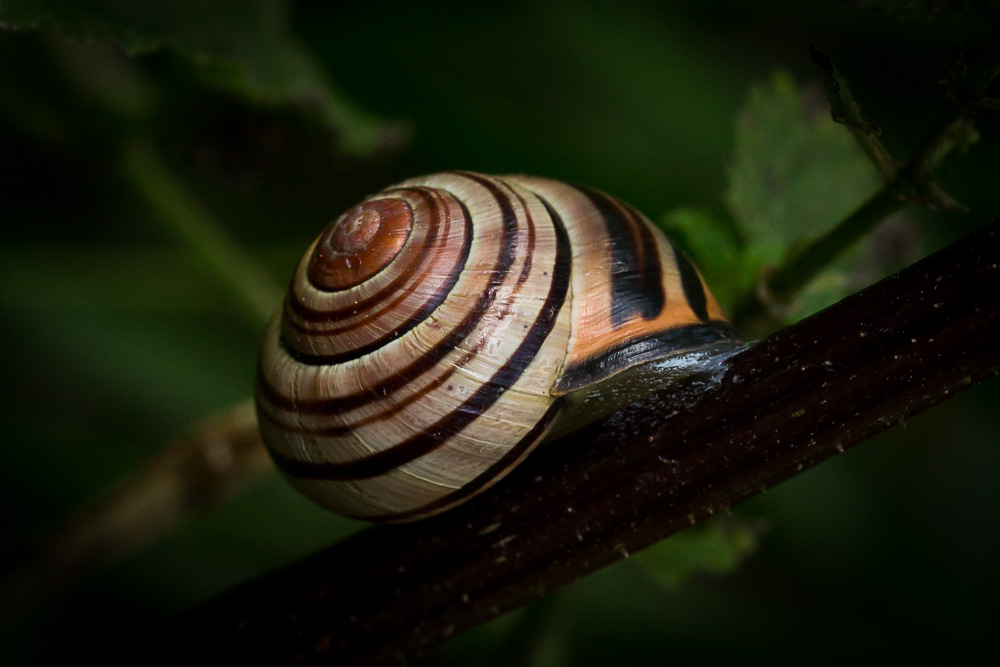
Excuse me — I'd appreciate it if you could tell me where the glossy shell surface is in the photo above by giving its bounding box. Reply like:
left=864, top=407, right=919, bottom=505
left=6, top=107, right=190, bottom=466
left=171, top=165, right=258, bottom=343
left=255, top=172, right=735, bottom=521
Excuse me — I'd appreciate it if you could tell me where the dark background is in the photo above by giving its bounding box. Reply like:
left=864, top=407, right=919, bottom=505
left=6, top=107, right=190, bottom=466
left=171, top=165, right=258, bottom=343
left=1, top=1, right=997, bottom=664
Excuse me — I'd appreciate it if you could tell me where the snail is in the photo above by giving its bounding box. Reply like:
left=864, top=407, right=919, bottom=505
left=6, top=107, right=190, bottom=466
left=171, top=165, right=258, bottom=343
left=254, top=172, right=741, bottom=522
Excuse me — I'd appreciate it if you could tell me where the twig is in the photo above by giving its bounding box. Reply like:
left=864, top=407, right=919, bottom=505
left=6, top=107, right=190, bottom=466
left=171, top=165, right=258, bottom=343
left=0, top=401, right=272, bottom=626
left=899, top=37, right=1000, bottom=187
left=733, top=35, right=1000, bottom=331
left=151, top=221, right=1000, bottom=666
left=810, top=46, right=897, bottom=180
left=735, top=183, right=906, bottom=333
left=0, top=139, right=288, bottom=623
left=123, top=136, right=282, bottom=327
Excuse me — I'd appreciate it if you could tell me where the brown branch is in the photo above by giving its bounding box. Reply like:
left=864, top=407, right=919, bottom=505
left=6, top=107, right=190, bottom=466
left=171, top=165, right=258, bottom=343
left=0, top=401, right=272, bottom=626
left=151, top=222, right=1000, bottom=666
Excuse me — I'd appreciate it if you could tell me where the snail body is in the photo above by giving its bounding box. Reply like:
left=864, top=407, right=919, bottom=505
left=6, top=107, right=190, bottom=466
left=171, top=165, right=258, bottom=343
left=255, top=172, right=738, bottom=522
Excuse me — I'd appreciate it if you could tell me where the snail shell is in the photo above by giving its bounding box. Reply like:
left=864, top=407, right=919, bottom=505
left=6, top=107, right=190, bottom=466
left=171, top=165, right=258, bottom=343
left=255, top=172, right=739, bottom=522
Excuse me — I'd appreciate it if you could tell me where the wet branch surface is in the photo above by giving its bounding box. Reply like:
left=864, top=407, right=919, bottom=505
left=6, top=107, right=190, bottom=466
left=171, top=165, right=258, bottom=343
left=155, top=222, right=1000, bottom=666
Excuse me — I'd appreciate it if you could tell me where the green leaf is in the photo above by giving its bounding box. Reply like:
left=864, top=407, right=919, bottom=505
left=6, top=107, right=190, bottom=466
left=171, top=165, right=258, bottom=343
left=635, top=517, right=768, bottom=590
left=726, top=70, right=880, bottom=255
left=725, top=70, right=881, bottom=322
left=0, top=0, right=407, bottom=155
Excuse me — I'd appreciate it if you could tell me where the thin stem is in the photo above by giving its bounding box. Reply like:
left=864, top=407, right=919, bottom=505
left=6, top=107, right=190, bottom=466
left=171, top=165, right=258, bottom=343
left=1, top=138, right=286, bottom=621
left=769, top=185, right=901, bottom=294
left=901, top=37, right=1000, bottom=186
left=123, top=137, right=282, bottom=327
left=733, top=184, right=905, bottom=328
left=810, top=46, right=897, bottom=180
left=734, top=34, right=1000, bottom=332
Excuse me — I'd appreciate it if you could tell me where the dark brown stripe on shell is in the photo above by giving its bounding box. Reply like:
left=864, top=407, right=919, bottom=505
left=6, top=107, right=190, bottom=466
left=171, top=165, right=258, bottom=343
left=306, top=198, right=413, bottom=292
left=296, top=188, right=436, bottom=300
left=287, top=188, right=446, bottom=321
left=267, top=184, right=572, bottom=480
left=672, top=244, right=711, bottom=322
left=578, top=187, right=665, bottom=327
left=260, top=178, right=543, bottom=436
left=552, top=322, right=740, bottom=394
left=282, top=198, right=474, bottom=365
left=259, top=328, right=480, bottom=435
left=369, top=398, right=564, bottom=522
left=260, top=174, right=523, bottom=416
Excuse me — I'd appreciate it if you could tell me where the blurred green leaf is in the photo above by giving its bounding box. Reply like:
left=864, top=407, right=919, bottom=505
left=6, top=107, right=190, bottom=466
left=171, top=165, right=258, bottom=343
left=634, top=517, right=768, bottom=590
left=726, top=70, right=880, bottom=257
left=724, top=70, right=881, bottom=321
left=663, top=71, right=882, bottom=319
left=0, top=0, right=407, bottom=154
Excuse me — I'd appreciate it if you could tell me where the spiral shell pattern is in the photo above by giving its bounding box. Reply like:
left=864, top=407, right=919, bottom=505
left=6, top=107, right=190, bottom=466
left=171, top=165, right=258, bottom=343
left=255, top=172, right=735, bottom=521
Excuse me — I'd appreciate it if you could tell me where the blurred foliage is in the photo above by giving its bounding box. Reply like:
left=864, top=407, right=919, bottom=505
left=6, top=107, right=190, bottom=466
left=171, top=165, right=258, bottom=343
left=664, top=69, right=882, bottom=316
left=0, top=0, right=408, bottom=153
left=635, top=517, right=770, bottom=589
left=0, top=1, right=998, bottom=666
left=726, top=72, right=879, bottom=253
